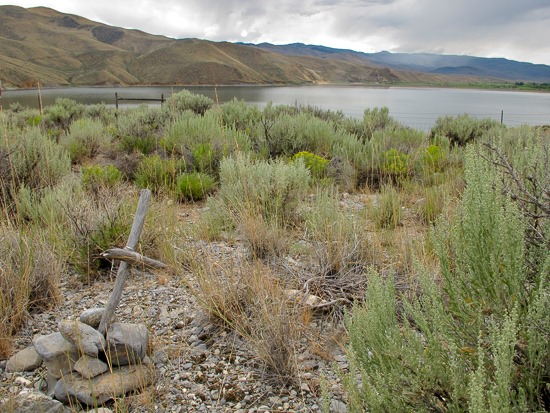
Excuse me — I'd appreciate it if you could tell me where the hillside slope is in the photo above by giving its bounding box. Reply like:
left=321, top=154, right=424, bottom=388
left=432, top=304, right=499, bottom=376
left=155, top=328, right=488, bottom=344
left=0, top=6, right=407, bottom=87
left=0, top=5, right=516, bottom=88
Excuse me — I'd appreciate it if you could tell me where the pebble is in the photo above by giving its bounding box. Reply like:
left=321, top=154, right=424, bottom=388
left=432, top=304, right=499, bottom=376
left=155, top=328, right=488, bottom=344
left=14, top=376, right=32, bottom=387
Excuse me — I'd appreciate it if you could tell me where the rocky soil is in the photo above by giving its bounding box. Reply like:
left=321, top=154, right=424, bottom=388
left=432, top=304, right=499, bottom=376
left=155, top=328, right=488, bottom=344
left=0, top=199, right=363, bottom=412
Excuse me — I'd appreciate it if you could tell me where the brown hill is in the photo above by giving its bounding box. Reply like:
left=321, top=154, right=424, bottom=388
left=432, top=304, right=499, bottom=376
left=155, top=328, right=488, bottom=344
left=0, top=5, right=481, bottom=87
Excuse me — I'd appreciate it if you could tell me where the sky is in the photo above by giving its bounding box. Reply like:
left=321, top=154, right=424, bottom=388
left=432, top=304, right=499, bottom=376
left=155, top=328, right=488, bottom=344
left=2, top=0, right=550, bottom=65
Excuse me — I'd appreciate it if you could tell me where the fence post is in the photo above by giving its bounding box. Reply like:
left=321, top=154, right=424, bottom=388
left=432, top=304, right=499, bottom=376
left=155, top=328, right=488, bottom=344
left=501, top=110, right=504, bottom=125
left=115, top=92, right=119, bottom=110
left=37, top=82, right=43, bottom=115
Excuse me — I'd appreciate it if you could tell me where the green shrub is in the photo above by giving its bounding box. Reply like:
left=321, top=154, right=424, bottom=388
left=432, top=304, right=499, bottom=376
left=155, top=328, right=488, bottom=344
left=83, top=103, right=116, bottom=125
left=220, top=98, right=262, bottom=131
left=362, top=107, right=401, bottom=140
left=8, top=108, right=42, bottom=129
left=82, top=164, right=124, bottom=192
left=0, top=128, right=71, bottom=198
left=63, top=118, right=108, bottom=164
left=192, top=143, right=216, bottom=175
left=203, top=153, right=311, bottom=236
left=299, top=105, right=345, bottom=124
left=117, top=105, right=165, bottom=155
left=14, top=177, right=81, bottom=232
left=381, top=148, right=409, bottom=179
left=421, top=144, right=447, bottom=173
left=292, top=151, right=329, bottom=180
left=331, top=132, right=369, bottom=183
left=438, top=147, right=527, bottom=321
left=175, top=172, right=216, bottom=201
left=43, top=98, right=84, bottom=131
left=482, top=126, right=549, bottom=279
left=344, top=144, right=549, bottom=412
left=134, top=154, right=188, bottom=194
left=430, top=114, right=502, bottom=146
left=163, top=111, right=250, bottom=175
left=338, top=107, right=401, bottom=143
left=168, top=89, right=214, bottom=116
left=267, top=113, right=336, bottom=157
left=371, top=127, right=426, bottom=154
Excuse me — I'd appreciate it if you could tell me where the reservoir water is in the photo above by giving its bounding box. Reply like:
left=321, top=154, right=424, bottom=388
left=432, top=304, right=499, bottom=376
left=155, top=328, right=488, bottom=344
left=1, top=85, right=549, bottom=130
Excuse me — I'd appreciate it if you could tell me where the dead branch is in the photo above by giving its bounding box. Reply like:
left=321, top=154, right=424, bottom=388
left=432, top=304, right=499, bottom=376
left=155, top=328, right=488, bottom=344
left=101, top=247, right=167, bottom=269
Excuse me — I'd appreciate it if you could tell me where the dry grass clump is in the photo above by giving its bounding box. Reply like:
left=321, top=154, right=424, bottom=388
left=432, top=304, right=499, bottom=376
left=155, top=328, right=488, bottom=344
left=300, top=187, right=367, bottom=311
left=188, top=252, right=302, bottom=384
left=368, top=184, right=402, bottom=229
left=235, top=209, right=292, bottom=259
left=0, top=224, right=64, bottom=358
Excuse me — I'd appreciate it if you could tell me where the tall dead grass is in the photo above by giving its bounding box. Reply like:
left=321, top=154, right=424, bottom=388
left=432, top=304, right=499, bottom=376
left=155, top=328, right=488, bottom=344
left=0, top=225, right=63, bottom=358
left=187, top=250, right=303, bottom=384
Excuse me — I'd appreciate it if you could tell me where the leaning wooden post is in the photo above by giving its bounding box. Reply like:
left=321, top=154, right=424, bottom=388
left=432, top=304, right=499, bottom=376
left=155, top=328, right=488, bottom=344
left=98, top=189, right=152, bottom=335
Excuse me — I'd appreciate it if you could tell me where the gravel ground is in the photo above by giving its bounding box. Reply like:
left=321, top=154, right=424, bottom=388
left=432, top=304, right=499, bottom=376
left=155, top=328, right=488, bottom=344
left=1, top=253, right=350, bottom=413
left=0, top=195, right=380, bottom=412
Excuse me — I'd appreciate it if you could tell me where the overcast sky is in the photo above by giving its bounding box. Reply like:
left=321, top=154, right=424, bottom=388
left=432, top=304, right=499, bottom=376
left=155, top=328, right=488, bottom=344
left=3, top=0, right=550, bottom=65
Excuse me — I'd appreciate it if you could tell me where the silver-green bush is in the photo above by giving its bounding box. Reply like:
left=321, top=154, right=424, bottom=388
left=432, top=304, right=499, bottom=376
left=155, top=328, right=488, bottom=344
left=344, top=141, right=549, bottom=412
left=63, top=117, right=109, bottom=164
left=1, top=128, right=71, bottom=197
left=203, top=153, right=310, bottom=240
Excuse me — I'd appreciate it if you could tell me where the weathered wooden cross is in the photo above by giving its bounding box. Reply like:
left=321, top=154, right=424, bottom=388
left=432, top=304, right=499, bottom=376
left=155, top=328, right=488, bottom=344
left=97, top=189, right=166, bottom=335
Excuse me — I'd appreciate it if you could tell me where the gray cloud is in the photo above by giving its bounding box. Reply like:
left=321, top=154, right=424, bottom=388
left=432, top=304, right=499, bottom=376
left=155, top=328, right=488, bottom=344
left=2, top=0, right=549, bottom=64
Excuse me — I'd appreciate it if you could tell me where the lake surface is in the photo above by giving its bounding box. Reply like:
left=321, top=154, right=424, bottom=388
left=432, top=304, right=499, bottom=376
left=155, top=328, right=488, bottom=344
left=1, top=85, right=549, bottom=130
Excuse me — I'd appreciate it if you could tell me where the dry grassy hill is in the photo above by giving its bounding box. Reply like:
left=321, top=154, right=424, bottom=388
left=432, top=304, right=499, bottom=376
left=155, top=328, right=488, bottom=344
left=0, top=5, right=482, bottom=87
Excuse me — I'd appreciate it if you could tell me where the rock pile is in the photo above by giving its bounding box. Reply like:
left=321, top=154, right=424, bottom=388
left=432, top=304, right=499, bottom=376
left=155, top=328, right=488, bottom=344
left=5, top=307, right=154, bottom=409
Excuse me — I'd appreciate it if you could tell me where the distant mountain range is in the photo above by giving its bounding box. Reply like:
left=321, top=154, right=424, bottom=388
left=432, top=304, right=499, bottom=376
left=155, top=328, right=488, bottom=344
left=245, top=43, right=550, bottom=83
left=1, top=5, right=549, bottom=88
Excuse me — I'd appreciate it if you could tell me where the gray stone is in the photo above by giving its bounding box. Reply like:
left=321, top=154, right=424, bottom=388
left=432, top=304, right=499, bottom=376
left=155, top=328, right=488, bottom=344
left=54, top=362, right=155, bottom=406
left=330, top=399, right=348, bottom=413
left=106, top=323, right=149, bottom=367
left=9, top=389, right=64, bottom=413
left=6, top=346, right=42, bottom=372
left=45, top=372, right=59, bottom=397
left=33, top=333, right=79, bottom=379
left=79, top=308, right=105, bottom=329
left=59, top=319, right=106, bottom=358
left=74, top=354, right=108, bottom=379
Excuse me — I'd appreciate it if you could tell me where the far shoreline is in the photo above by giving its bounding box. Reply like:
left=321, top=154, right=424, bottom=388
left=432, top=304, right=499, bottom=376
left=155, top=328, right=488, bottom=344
left=3, top=82, right=550, bottom=94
